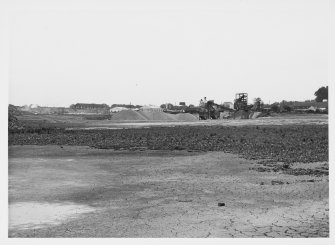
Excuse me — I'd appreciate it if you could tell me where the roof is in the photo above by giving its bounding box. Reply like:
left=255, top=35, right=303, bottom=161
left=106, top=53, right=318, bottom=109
left=290, top=101, right=328, bottom=108
left=140, top=105, right=161, bottom=109
left=110, top=107, right=129, bottom=112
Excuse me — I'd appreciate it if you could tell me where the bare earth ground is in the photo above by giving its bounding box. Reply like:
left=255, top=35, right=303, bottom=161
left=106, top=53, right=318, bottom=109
left=8, top=145, right=328, bottom=238
left=16, top=113, right=328, bottom=129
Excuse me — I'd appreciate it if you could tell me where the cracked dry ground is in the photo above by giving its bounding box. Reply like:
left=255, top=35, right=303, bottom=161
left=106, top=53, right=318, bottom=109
left=8, top=146, right=328, bottom=238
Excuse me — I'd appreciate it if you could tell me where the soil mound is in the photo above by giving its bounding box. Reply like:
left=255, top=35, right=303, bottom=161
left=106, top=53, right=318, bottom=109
left=8, top=105, right=22, bottom=129
left=249, top=111, right=262, bottom=119
left=174, top=113, right=198, bottom=121
left=112, top=110, right=199, bottom=122
left=233, top=110, right=250, bottom=119
left=9, top=114, right=20, bottom=129
left=111, top=110, right=147, bottom=121
left=138, top=111, right=176, bottom=121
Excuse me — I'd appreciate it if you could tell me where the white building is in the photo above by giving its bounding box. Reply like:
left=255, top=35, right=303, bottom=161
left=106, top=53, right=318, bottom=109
left=110, top=107, right=129, bottom=113
left=139, top=105, right=163, bottom=112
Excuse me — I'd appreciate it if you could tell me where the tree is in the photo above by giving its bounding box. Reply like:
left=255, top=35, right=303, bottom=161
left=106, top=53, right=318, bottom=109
left=314, top=86, right=328, bottom=102
left=253, top=97, right=264, bottom=111
left=270, top=103, right=280, bottom=113
left=282, top=104, right=292, bottom=112
left=160, top=103, right=174, bottom=109
left=279, top=100, right=292, bottom=112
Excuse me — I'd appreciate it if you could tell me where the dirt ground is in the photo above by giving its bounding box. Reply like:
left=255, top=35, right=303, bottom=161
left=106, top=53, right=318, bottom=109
left=16, top=113, right=328, bottom=129
left=8, top=145, right=329, bottom=238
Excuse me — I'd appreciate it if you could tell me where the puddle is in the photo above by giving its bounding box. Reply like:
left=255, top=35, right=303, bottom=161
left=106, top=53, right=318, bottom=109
left=9, top=202, right=96, bottom=230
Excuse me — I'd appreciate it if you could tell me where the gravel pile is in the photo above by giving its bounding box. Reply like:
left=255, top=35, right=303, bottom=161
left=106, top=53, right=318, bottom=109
left=174, top=113, right=198, bottom=121
left=111, top=110, right=147, bottom=121
left=138, top=111, right=176, bottom=121
left=111, top=110, right=198, bottom=122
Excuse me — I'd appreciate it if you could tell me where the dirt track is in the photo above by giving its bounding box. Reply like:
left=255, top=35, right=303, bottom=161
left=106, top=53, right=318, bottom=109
left=15, top=113, right=328, bottom=129
left=8, top=146, right=328, bottom=238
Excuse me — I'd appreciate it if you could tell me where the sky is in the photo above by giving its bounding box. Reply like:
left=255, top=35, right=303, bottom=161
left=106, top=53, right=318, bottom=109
left=6, top=0, right=329, bottom=107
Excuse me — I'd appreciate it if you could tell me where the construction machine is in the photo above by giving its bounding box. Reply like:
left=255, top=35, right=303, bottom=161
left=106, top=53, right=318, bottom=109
left=234, top=93, right=253, bottom=111
left=204, top=100, right=221, bottom=119
left=163, top=96, right=235, bottom=120
left=184, top=99, right=224, bottom=120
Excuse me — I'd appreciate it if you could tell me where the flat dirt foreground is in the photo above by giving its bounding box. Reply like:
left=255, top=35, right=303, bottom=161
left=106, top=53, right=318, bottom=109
left=8, top=145, right=329, bottom=238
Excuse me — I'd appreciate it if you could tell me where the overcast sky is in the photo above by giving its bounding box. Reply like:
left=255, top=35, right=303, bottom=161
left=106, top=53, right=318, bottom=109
left=7, top=0, right=328, bottom=107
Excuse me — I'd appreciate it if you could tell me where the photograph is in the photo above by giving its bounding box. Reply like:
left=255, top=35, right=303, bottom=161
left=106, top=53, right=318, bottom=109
left=2, top=0, right=332, bottom=240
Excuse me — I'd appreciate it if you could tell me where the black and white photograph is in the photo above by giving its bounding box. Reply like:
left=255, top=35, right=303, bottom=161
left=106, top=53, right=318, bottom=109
left=1, top=0, right=334, bottom=241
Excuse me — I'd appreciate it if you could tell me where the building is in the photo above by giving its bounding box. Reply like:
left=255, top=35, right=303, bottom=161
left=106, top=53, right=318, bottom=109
left=69, top=103, right=110, bottom=114
left=139, top=105, right=163, bottom=112
left=290, top=101, right=328, bottom=111
left=110, top=107, right=129, bottom=113
left=70, top=103, right=109, bottom=110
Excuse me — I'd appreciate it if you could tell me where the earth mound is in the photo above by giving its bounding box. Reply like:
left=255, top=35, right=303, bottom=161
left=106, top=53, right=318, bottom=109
left=111, top=110, right=199, bottom=122
left=249, top=111, right=262, bottom=119
left=111, top=110, right=147, bottom=121
left=233, top=110, right=250, bottom=119
left=8, top=105, right=23, bottom=129
left=138, top=111, right=176, bottom=121
left=174, top=113, right=198, bottom=121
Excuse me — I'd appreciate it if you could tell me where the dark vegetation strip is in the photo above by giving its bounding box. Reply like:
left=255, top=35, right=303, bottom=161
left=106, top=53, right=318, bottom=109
left=9, top=125, right=328, bottom=166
